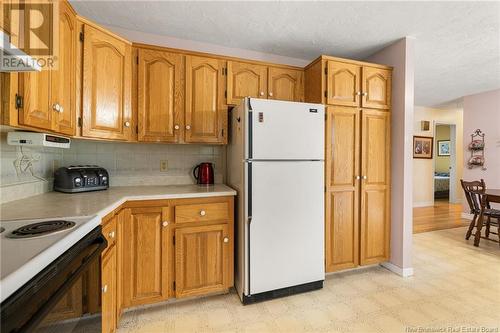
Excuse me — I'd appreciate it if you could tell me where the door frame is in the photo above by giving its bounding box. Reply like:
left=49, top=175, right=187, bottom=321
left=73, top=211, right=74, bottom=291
left=432, top=122, right=457, bottom=204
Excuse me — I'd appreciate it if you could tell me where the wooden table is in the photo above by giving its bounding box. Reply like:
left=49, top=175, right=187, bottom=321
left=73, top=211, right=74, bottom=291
left=474, top=189, right=500, bottom=246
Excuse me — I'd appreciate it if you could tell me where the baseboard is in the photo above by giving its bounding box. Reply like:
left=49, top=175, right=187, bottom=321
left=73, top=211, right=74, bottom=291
left=381, top=262, right=414, bottom=277
left=413, top=201, right=434, bottom=208
left=461, top=212, right=474, bottom=220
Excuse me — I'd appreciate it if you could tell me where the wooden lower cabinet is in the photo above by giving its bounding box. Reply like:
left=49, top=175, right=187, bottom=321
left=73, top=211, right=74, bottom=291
left=325, top=106, right=390, bottom=273
left=175, top=224, right=231, bottom=298
left=102, top=245, right=117, bottom=333
left=360, top=109, right=391, bottom=264
left=45, top=278, right=83, bottom=322
left=120, top=205, right=171, bottom=307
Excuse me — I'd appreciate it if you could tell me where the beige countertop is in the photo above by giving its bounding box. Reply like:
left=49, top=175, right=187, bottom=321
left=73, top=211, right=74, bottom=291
left=0, top=184, right=236, bottom=221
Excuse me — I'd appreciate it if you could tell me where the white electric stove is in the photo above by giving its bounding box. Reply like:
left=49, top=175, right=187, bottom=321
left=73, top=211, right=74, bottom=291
left=0, top=215, right=100, bottom=302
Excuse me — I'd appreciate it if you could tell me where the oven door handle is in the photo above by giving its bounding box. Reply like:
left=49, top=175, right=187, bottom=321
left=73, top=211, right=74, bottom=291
left=19, top=234, right=107, bottom=333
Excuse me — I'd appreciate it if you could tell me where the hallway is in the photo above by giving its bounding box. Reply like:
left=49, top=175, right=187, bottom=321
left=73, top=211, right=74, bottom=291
left=413, top=199, right=469, bottom=234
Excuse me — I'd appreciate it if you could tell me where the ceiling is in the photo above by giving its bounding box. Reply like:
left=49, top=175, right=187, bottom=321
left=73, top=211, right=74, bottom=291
left=70, top=1, right=500, bottom=107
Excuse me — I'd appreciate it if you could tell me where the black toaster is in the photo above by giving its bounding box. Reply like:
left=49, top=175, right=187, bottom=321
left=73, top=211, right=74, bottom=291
left=54, top=165, right=109, bottom=193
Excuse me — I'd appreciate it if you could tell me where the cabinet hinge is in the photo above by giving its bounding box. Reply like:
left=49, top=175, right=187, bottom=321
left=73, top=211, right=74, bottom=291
left=79, top=32, right=84, bottom=42
left=15, top=94, right=23, bottom=109
left=324, top=67, right=327, bottom=75
left=78, top=117, right=82, bottom=127
left=136, top=56, right=139, bottom=65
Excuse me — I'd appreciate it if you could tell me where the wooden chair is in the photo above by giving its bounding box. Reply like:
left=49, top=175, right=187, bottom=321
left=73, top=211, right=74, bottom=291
left=461, top=179, right=500, bottom=243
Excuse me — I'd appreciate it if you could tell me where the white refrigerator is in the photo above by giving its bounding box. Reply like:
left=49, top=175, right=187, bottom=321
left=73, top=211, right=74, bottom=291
left=227, top=98, right=325, bottom=304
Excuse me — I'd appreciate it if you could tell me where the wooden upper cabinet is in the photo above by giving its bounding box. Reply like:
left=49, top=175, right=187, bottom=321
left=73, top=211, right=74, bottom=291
left=82, top=24, right=132, bottom=140
left=175, top=224, right=230, bottom=298
left=121, top=206, right=170, bottom=307
left=325, top=107, right=360, bottom=272
left=137, top=48, right=184, bottom=142
left=185, top=56, right=226, bottom=144
left=18, top=1, right=76, bottom=135
left=362, top=66, right=391, bottom=110
left=360, top=109, right=390, bottom=265
left=326, top=61, right=361, bottom=107
left=227, top=61, right=267, bottom=105
left=18, top=70, right=52, bottom=130
left=51, top=1, right=76, bottom=136
left=268, top=67, right=304, bottom=102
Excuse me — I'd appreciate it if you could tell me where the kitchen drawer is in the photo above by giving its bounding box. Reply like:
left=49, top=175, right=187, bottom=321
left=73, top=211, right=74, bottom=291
left=175, top=202, right=229, bottom=224
left=102, top=217, right=117, bottom=249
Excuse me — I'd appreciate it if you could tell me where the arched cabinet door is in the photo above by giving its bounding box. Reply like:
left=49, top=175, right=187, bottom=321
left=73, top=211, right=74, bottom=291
left=52, top=0, right=77, bottom=136
left=326, top=61, right=361, bottom=107
left=268, top=67, right=304, bottom=102
left=185, top=56, right=226, bottom=144
left=227, top=61, right=267, bottom=105
left=82, top=24, right=132, bottom=140
left=137, top=48, right=183, bottom=142
left=362, top=66, right=391, bottom=110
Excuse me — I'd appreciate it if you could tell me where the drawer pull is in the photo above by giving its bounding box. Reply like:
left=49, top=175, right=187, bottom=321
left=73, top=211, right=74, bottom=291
left=162, top=221, right=169, bottom=227
left=223, top=237, right=229, bottom=243
left=199, top=210, right=206, bottom=216
left=108, top=231, right=115, bottom=239
left=102, top=285, right=108, bottom=293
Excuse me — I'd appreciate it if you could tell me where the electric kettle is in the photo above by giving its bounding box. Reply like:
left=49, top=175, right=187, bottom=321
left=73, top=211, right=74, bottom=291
left=193, top=162, right=214, bottom=185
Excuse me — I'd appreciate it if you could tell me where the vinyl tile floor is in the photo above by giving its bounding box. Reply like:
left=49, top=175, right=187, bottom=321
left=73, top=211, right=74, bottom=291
left=117, top=227, right=500, bottom=333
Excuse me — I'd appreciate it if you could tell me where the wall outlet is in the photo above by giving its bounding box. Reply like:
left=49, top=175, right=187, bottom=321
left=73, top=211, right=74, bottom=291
left=160, top=160, right=168, bottom=172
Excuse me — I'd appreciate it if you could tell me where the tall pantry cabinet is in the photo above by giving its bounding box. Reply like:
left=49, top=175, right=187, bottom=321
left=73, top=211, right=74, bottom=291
left=305, top=56, right=392, bottom=272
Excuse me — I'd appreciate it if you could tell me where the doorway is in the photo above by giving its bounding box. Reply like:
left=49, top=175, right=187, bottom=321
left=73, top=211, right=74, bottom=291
left=433, top=123, right=456, bottom=204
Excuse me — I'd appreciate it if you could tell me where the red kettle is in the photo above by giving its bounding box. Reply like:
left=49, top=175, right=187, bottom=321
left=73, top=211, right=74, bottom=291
left=193, top=162, right=214, bottom=185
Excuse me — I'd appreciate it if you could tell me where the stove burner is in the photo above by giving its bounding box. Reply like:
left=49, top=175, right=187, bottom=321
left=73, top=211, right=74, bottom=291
left=7, top=220, right=76, bottom=239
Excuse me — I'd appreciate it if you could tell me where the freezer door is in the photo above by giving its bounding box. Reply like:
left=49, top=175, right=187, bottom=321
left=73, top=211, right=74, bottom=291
left=248, top=161, right=325, bottom=295
left=248, top=99, right=324, bottom=160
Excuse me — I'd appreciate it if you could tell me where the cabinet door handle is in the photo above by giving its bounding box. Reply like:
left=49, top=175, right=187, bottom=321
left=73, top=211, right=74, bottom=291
left=356, top=91, right=361, bottom=96
left=185, top=125, right=191, bottom=130
left=355, top=176, right=361, bottom=180
left=102, top=285, right=108, bottom=293
left=259, top=91, right=264, bottom=96
left=174, top=125, right=180, bottom=130
left=52, top=103, right=61, bottom=112
left=268, top=92, right=273, bottom=97
left=162, top=221, right=169, bottom=227
left=223, top=237, right=229, bottom=243
left=362, top=92, right=367, bottom=97
left=362, top=175, right=367, bottom=180
left=108, top=231, right=115, bottom=239
left=124, top=121, right=131, bottom=127
left=199, top=210, right=206, bottom=216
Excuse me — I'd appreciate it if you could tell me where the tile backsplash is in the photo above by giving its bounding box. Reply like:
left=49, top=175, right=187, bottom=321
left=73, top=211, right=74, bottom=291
left=0, top=132, right=224, bottom=204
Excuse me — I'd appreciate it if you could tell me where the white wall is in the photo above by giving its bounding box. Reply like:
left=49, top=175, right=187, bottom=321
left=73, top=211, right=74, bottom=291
left=105, top=25, right=310, bottom=67
left=0, top=133, right=223, bottom=204
left=462, top=89, right=500, bottom=211
left=412, top=106, right=463, bottom=207
left=366, top=37, right=415, bottom=277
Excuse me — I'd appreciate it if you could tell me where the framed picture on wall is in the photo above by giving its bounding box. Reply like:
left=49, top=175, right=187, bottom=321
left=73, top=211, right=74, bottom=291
left=437, top=140, right=451, bottom=156
left=413, top=136, right=433, bottom=159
